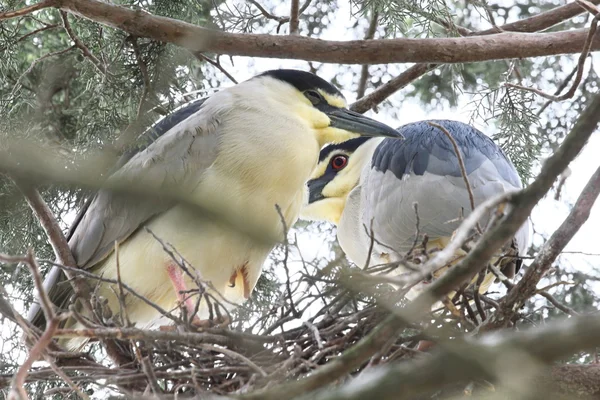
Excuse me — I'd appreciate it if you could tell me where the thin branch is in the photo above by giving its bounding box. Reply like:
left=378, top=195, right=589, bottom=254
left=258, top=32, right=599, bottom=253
left=60, top=11, right=106, bottom=75
left=289, top=0, right=300, bottom=35
left=0, top=0, right=56, bottom=20
left=475, top=0, right=600, bottom=35
left=129, top=36, right=152, bottom=119
left=194, top=52, right=239, bottom=83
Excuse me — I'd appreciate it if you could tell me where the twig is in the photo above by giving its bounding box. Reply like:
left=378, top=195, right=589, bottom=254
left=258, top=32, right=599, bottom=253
left=538, top=291, right=580, bottom=316
left=194, top=53, right=239, bottom=83
left=128, top=36, right=152, bottom=119
left=60, top=11, right=106, bottom=75
left=276, top=205, right=300, bottom=318
left=5, top=251, right=60, bottom=400
left=40, top=259, right=182, bottom=325
left=198, top=344, right=267, bottom=377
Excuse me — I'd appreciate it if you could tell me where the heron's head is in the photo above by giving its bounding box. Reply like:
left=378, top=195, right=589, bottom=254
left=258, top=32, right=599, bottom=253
left=301, top=137, right=385, bottom=224
left=251, top=69, right=401, bottom=147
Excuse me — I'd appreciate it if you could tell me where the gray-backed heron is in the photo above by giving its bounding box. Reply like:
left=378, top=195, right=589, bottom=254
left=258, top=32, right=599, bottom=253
left=302, top=119, right=530, bottom=300
left=28, top=69, right=401, bottom=349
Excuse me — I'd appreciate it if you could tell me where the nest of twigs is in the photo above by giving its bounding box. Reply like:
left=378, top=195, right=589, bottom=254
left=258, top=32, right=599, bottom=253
left=2, top=232, right=520, bottom=399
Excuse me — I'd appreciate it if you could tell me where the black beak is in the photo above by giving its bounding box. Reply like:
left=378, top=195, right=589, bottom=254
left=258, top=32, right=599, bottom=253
left=325, top=108, right=403, bottom=139
left=307, top=177, right=328, bottom=204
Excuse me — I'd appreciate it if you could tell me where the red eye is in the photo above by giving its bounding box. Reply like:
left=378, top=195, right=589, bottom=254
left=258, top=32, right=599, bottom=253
left=331, top=155, right=348, bottom=170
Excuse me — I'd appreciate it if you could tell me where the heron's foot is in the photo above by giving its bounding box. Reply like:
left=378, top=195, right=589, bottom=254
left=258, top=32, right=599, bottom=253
left=167, top=263, right=200, bottom=318
left=191, top=315, right=231, bottom=329
left=416, top=340, right=436, bottom=352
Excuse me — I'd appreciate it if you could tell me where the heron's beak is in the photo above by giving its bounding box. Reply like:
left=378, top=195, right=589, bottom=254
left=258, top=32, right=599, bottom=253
left=307, top=178, right=327, bottom=204
left=325, top=108, right=402, bottom=139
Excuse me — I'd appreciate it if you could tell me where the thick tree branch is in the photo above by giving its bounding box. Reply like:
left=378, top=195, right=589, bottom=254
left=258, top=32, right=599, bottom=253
left=308, top=314, right=600, bottom=400
left=2, top=0, right=582, bottom=64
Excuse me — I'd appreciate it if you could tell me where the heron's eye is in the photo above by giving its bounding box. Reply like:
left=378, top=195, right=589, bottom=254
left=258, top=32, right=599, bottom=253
left=331, top=155, right=348, bottom=171
left=304, top=90, right=323, bottom=105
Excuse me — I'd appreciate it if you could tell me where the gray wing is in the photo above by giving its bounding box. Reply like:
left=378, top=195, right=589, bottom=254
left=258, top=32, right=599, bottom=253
left=30, top=98, right=218, bottom=326
left=361, top=120, right=525, bottom=255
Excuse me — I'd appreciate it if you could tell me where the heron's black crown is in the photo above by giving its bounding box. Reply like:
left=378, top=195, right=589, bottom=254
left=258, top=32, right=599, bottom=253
left=259, top=69, right=345, bottom=100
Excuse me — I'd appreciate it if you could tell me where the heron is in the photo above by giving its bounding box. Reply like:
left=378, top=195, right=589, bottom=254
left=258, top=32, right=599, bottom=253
left=28, top=69, right=401, bottom=349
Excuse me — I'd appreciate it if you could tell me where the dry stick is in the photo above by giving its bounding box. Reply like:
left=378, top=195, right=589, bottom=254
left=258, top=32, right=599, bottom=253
left=356, top=11, right=379, bottom=99
left=289, top=0, right=300, bottom=35
left=506, top=6, right=599, bottom=101
left=13, top=185, right=133, bottom=367
left=194, top=52, right=239, bottom=83
left=481, top=162, right=600, bottom=332
left=13, top=183, right=97, bottom=325
left=240, top=89, right=600, bottom=400
left=198, top=344, right=267, bottom=377
left=7, top=252, right=59, bottom=400
left=40, top=260, right=182, bottom=325
left=60, top=11, right=106, bottom=75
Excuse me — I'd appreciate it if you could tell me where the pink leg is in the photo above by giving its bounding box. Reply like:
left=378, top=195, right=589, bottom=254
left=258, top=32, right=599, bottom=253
left=166, top=264, right=198, bottom=318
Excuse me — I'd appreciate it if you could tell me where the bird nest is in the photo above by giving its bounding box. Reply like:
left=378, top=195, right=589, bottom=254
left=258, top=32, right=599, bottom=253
left=3, top=231, right=518, bottom=399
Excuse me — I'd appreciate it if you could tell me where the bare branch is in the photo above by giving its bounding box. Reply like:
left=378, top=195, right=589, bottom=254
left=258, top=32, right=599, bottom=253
left=60, top=11, right=106, bottom=75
